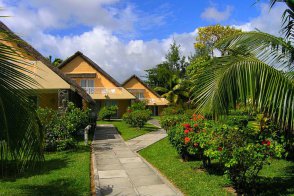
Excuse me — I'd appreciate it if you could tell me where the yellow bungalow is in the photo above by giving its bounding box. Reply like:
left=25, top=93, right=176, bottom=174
left=58, top=51, right=136, bottom=118
left=122, top=75, right=169, bottom=116
left=0, top=21, right=94, bottom=110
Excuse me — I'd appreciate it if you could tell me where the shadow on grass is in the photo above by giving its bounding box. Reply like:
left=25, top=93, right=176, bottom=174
left=0, top=157, right=69, bottom=182
left=255, top=165, right=294, bottom=195
left=20, top=178, right=82, bottom=196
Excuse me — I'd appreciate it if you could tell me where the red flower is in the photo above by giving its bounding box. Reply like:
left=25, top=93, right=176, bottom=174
left=262, top=140, right=271, bottom=146
left=184, top=137, right=191, bottom=144
left=184, top=129, right=190, bottom=134
left=194, top=124, right=198, bottom=128
left=194, top=143, right=199, bottom=147
left=218, top=147, right=223, bottom=151
left=183, top=123, right=191, bottom=129
left=267, top=140, right=271, bottom=146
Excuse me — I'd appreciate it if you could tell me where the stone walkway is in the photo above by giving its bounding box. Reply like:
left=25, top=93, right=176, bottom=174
left=92, top=124, right=182, bottom=196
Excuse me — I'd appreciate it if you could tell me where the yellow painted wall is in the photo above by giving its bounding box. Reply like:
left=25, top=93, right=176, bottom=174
left=39, top=93, right=58, bottom=110
left=123, top=77, right=158, bottom=99
left=60, top=56, right=117, bottom=88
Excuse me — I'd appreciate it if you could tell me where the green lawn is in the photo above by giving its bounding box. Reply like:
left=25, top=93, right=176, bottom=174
left=97, top=120, right=159, bottom=140
left=0, top=142, right=91, bottom=195
left=139, top=138, right=294, bottom=196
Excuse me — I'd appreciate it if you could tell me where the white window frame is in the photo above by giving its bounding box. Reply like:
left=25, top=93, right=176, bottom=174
left=81, top=79, right=95, bottom=94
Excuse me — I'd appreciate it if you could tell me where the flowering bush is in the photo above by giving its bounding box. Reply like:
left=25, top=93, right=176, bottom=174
left=160, top=114, right=190, bottom=131
left=167, top=113, right=286, bottom=192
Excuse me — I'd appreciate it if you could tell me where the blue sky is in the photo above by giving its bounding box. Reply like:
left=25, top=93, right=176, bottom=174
left=0, top=0, right=287, bottom=81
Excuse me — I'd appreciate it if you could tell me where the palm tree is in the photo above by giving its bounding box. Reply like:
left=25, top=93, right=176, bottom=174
left=48, top=55, right=63, bottom=66
left=154, top=75, right=189, bottom=105
left=0, top=31, right=44, bottom=176
left=191, top=30, right=294, bottom=132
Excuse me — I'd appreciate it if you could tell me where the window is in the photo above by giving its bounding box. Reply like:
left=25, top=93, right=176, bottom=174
left=81, top=79, right=94, bottom=94
left=135, top=92, right=144, bottom=99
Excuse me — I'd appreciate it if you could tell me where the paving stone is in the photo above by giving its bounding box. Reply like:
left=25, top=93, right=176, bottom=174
left=99, top=178, right=133, bottom=189
left=100, top=187, right=138, bottom=196
left=122, top=162, right=148, bottom=169
left=97, top=158, right=120, bottom=165
left=125, top=167, right=154, bottom=177
left=119, top=157, right=142, bottom=164
left=137, top=184, right=176, bottom=196
left=98, top=170, right=128, bottom=179
left=130, top=174, right=163, bottom=187
left=115, top=151, right=137, bottom=158
left=98, top=164, right=124, bottom=171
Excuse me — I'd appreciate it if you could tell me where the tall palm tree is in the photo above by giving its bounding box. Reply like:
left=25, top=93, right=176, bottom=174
left=191, top=31, right=294, bottom=132
left=154, top=75, right=189, bottom=105
left=0, top=31, right=44, bottom=176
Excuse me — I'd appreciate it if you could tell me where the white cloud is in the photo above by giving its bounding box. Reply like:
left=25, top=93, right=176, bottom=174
left=201, top=5, right=233, bottom=22
left=233, top=3, right=287, bottom=36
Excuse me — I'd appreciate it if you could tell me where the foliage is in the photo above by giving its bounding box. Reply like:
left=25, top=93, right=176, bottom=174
left=0, top=31, right=44, bottom=176
left=167, top=114, right=286, bottom=192
left=98, top=105, right=118, bottom=120
left=48, top=55, right=63, bottom=67
left=154, top=74, right=190, bottom=105
left=160, top=114, right=190, bottom=131
left=195, top=25, right=241, bottom=56
left=123, top=109, right=152, bottom=129
left=128, top=100, right=147, bottom=111
left=145, top=41, right=189, bottom=89
left=191, top=31, right=294, bottom=132
left=37, top=102, right=89, bottom=152
left=161, top=106, right=184, bottom=116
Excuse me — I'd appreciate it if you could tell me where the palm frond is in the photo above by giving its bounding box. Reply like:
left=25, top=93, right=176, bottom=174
left=217, top=31, right=294, bottom=71
left=0, top=31, right=43, bottom=176
left=192, top=55, right=294, bottom=131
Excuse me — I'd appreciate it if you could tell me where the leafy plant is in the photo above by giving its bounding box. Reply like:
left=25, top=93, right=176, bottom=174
left=98, top=105, right=118, bottom=120
left=123, top=109, right=152, bottom=129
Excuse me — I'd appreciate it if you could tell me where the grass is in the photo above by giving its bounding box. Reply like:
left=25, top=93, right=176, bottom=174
left=97, top=120, right=159, bottom=140
left=0, top=141, right=92, bottom=195
left=139, top=138, right=294, bottom=196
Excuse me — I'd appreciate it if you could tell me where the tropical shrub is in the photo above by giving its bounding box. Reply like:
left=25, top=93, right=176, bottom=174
left=128, top=100, right=147, bottom=111
left=37, top=102, right=89, bottom=152
left=98, top=105, right=118, bottom=120
left=160, top=114, right=190, bottom=131
left=167, top=113, right=286, bottom=192
left=161, top=106, right=184, bottom=116
left=123, top=109, right=152, bottom=128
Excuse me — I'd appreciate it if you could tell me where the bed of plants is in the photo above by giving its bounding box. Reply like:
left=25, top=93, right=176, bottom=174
left=161, top=108, right=289, bottom=194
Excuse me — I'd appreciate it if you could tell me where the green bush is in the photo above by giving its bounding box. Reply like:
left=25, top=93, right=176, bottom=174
left=159, top=114, right=190, bottom=131
left=161, top=106, right=184, bottom=116
left=167, top=113, right=286, bottom=192
left=37, top=102, right=89, bottom=152
left=98, top=105, right=118, bottom=120
left=123, top=109, right=152, bottom=128
left=128, top=100, right=147, bottom=111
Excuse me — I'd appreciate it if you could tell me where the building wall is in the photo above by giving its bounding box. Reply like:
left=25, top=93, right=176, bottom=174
left=123, top=77, right=158, bottom=99
left=60, top=56, right=117, bottom=88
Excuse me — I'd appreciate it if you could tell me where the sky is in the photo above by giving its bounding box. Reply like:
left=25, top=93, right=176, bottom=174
left=0, top=0, right=288, bottom=82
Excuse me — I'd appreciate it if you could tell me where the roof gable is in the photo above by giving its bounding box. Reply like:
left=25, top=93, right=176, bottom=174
left=59, top=51, right=121, bottom=87
left=122, top=75, right=161, bottom=98
left=0, top=21, right=94, bottom=104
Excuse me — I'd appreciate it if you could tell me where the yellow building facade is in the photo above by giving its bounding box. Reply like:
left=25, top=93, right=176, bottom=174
left=123, top=75, right=169, bottom=115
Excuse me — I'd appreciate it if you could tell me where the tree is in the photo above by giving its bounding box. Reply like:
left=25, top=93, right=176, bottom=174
left=0, top=32, right=44, bottom=176
left=195, top=25, right=242, bottom=56
left=154, top=75, right=189, bottom=105
left=48, top=55, right=63, bottom=66
left=191, top=30, right=294, bottom=132
left=145, top=41, right=189, bottom=89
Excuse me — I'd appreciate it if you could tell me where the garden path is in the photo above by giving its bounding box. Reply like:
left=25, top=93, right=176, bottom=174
left=92, top=124, right=182, bottom=196
left=125, top=119, right=167, bottom=152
